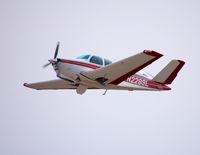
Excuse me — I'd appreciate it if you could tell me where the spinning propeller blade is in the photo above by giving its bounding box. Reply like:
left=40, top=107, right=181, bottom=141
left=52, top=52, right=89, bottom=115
left=54, top=42, right=60, bottom=59
left=43, top=42, right=60, bottom=69
left=42, top=62, right=51, bottom=69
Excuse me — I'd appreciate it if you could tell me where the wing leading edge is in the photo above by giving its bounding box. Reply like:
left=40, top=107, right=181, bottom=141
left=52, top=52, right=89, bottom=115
left=81, top=50, right=163, bottom=85
left=23, top=79, right=77, bottom=90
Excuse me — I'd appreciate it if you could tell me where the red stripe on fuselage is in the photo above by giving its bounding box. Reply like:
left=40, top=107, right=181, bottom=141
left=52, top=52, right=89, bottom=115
left=60, top=59, right=100, bottom=69
left=147, top=80, right=171, bottom=90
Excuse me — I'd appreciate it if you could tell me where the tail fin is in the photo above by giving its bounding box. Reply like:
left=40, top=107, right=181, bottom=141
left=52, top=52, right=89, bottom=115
left=152, top=60, right=185, bottom=84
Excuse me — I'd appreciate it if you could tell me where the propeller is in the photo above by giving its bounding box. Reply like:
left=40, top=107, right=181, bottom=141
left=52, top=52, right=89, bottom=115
left=43, top=42, right=60, bottom=69
left=42, top=62, right=51, bottom=68
left=54, top=42, right=60, bottom=59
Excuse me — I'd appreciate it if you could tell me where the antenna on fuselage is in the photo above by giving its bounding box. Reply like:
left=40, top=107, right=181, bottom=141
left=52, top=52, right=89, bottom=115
left=102, top=89, right=108, bottom=95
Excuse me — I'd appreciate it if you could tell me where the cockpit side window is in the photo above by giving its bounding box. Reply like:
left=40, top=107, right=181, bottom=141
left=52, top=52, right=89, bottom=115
left=104, top=59, right=112, bottom=66
left=90, top=56, right=103, bottom=65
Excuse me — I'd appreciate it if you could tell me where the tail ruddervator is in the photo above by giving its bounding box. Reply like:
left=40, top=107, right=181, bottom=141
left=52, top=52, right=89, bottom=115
left=152, top=60, right=185, bottom=84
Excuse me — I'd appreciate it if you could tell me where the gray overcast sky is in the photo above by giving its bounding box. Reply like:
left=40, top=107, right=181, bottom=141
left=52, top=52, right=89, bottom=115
left=0, top=0, right=199, bottom=155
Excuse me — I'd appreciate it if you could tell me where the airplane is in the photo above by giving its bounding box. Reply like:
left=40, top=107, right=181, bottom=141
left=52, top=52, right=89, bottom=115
left=24, top=42, right=185, bottom=95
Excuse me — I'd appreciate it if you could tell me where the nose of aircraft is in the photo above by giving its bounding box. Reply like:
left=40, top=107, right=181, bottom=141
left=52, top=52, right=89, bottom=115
left=48, top=59, right=57, bottom=63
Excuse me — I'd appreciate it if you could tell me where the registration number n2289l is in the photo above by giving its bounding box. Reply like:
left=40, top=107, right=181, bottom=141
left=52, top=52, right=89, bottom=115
left=126, top=76, right=148, bottom=87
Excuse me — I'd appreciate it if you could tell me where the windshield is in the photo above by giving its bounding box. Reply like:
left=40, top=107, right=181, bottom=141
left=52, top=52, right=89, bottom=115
left=76, top=55, right=90, bottom=60
left=77, top=54, right=112, bottom=66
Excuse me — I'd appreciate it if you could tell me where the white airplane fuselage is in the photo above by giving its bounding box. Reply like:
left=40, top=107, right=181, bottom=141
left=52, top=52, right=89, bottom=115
left=53, top=58, right=171, bottom=91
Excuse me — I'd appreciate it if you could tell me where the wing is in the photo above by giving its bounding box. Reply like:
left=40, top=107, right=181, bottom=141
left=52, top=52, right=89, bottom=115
left=81, top=50, right=163, bottom=85
left=23, top=79, right=77, bottom=90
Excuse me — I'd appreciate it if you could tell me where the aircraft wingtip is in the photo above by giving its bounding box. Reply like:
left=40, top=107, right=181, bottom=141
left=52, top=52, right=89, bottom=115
left=143, top=50, right=163, bottom=58
left=23, top=83, right=29, bottom=88
left=178, top=60, right=185, bottom=65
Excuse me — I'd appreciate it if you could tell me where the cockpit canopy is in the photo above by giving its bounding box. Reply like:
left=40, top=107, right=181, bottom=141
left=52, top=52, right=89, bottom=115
left=76, top=54, right=112, bottom=66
